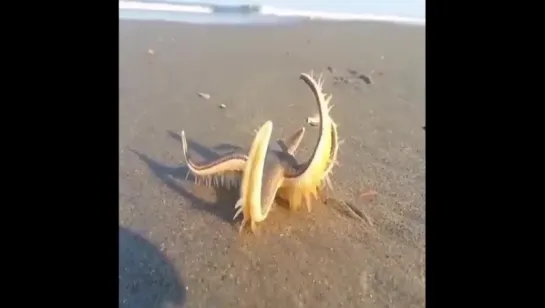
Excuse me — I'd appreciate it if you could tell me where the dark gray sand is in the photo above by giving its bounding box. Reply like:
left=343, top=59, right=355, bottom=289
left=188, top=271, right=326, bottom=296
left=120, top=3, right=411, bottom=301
left=119, top=20, right=425, bottom=308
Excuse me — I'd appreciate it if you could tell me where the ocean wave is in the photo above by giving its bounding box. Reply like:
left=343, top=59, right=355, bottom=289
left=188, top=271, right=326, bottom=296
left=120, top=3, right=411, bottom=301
left=119, top=1, right=425, bottom=25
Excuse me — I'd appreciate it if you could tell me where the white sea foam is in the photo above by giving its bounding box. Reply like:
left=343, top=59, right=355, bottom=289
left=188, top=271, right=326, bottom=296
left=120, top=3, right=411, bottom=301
left=260, top=5, right=424, bottom=25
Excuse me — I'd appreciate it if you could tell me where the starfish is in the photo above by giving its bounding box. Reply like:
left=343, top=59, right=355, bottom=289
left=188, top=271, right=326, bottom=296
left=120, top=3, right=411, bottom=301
left=180, top=72, right=341, bottom=233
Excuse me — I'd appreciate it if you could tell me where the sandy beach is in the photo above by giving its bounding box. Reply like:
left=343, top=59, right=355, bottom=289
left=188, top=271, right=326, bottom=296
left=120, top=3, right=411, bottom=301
left=119, top=20, right=425, bottom=308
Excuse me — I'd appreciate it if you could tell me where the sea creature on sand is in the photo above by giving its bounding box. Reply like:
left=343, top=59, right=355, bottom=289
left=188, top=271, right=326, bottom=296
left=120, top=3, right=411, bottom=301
left=180, top=72, right=341, bottom=233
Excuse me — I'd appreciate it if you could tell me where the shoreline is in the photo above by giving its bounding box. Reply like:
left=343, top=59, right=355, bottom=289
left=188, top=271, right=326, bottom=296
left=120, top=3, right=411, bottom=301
left=119, top=19, right=425, bottom=308
left=118, top=13, right=425, bottom=27
left=119, top=14, right=425, bottom=27
left=118, top=1, right=425, bottom=26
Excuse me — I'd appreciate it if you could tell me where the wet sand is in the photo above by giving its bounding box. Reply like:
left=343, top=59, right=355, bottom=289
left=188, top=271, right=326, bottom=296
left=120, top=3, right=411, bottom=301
left=119, top=20, right=425, bottom=308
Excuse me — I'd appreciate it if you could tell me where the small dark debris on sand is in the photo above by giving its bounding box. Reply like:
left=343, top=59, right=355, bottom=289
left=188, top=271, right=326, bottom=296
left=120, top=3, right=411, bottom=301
left=358, top=74, right=372, bottom=85
left=327, top=66, right=334, bottom=73
left=333, top=76, right=351, bottom=85
left=332, top=68, right=374, bottom=87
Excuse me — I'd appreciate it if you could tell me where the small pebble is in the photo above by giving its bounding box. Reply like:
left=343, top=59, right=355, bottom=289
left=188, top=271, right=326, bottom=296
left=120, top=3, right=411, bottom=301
left=307, top=115, right=319, bottom=126
left=197, top=92, right=210, bottom=100
left=148, top=49, right=154, bottom=55
left=219, top=104, right=226, bottom=109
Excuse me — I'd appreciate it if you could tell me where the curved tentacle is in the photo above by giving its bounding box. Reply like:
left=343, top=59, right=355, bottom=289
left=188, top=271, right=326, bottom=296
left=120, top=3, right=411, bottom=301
left=283, top=72, right=333, bottom=180
left=277, top=127, right=306, bottom=155
left=233, top=121, right=274, bottom=233
left=280, top=72, right=337, bottom=212
left=317, top=119, right=341, bottom=196
left=180, top=130, right=248, bottom=188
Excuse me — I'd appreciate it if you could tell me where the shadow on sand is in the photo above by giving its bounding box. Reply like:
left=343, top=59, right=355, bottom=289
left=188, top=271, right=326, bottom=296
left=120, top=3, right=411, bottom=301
left=119, top=226, right=186, bottom=308
left=129, top=131, right=245, bottom=223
